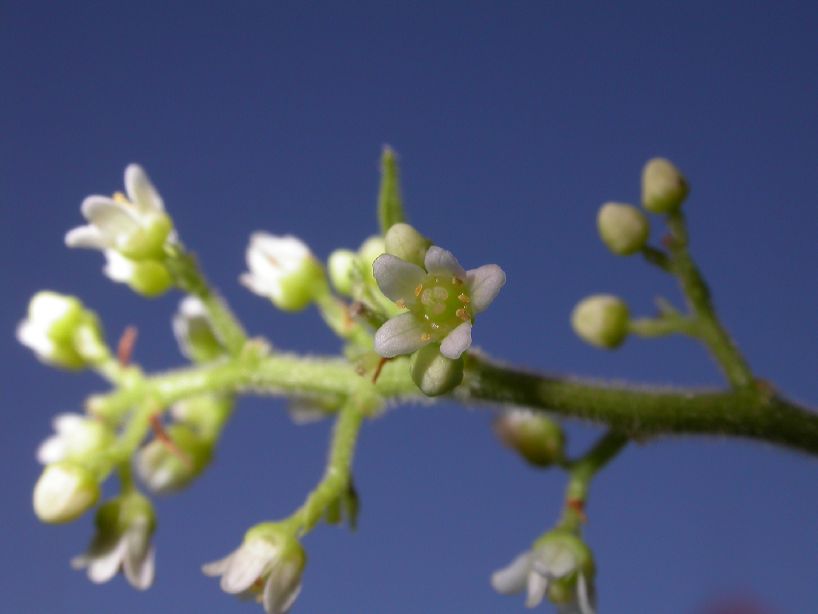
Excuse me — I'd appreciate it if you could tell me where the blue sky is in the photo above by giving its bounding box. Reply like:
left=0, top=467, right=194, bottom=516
left=2, top=2, right=817, bottom=613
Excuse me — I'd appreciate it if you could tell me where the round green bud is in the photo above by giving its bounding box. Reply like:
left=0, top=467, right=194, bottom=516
left=597, top=202, right=650, bottom=256
left=136, top=424, right=213, bottom=493
left=128, top=260, right=174, bottom=297
left=571, top=294, right=629, bottom=349
left=494, top=409, right=565, bottom=467
left=33, top=462, right=100, bottom=524
left=642, top=157, right=689, bottom=213
left=327, top=249, right=358, bottom=296
left=410, top=343, right=464, bottom=396
left=118, top=212, right=173, bottom=261
left=358, top=236, right=386, bottom=285
left=384, top=223, right=431, bottom=268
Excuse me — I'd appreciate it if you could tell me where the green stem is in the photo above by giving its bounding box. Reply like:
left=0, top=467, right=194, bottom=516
left=628, top=314, right=698, bottom=338
left=314, top=290, right=374, bottom=350
left=665, top=213, right=754, bottom=389
left=291, top=398, right=365, bottom=534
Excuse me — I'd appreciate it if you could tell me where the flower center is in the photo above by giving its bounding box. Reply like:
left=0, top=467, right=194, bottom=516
left=411, top=274, right=472, bottom=340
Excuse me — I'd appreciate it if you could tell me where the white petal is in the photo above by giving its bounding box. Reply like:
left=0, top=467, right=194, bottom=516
left=575, top=573, right=596, bottom=614
left=490, top=552, right=531, bottom=595
left=467, top=264, right=506, bottom=314
left=424, top=246, right=466, bottom=278
left=374, top=313, right=430, bottom=358
left=81, top=196, right=140, bottom=238
left=440, top=322, right=472, bottom=359
left=202, top=554, right=234, bottom=577
left=86, top=540, right=127, bottom=584
left=221, top=541, right=276, bottom=594
left=525, top=570, right=549, bottom=608
left=372, top=254, right=425, bottom=304
left=125, top=164, right=164, bottom=214
left=36, top=436, right=67, bottom=464
left=65, top=225, right=107, bottom=250
left=123, top=544, right=155, bottom=590
left=17, top=320, right=54, bottom=356
left=263, top=567, right=302, bottom=614
left=240, top=272, right=277, bottom=299
left=103, top=251, right=135, bottom=282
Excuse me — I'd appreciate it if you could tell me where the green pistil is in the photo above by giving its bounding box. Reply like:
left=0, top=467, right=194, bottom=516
left=409, top=274, right=472, bottom=341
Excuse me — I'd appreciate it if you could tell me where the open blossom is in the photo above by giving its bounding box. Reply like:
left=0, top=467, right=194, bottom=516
left=491, top=532, right=595, bottom=613
left=203, top=526, right=306, bottom=614
left=65, top=164, right=173, bottom=260
left=71, top=495, right=156, bottom=590
left=373, top=246, right=505, bottom=359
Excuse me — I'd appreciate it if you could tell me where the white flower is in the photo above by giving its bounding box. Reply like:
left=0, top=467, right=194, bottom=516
left=37, top=413, right=114, bottom=465
left=491, top=532, right=595, bottom=613
left=71, top=495, right=156, bottom=590
left=202, top=526, right=306, bottom=614
left=241, top=233, right=326, bottom=312
left=33, top=461, right=99, bottom=524
left=373, top=246, right=505, bottom=359
left=65, top=164, right=173, bottom=260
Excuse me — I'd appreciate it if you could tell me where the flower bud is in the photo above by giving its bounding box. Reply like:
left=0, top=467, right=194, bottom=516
left=136, top=424, right=213, bottom=493
left=384, top=223, right=431, bottom=268
left=642, top=157, right=688, bottom=213
left=597, top=202, right=650, bottom=255
left=241, top=233, right=326, bottom=312
left=37, top=413, right=115, bottom=465
left=494, top=409, right=564, bottom=467
left=358, top=236, right=385, bottom=285
left=170, top=394, right=232, bottom=438
left=103, top=252, right=173, bottom=297
left=410, top=343, right=464, bottom=396
left=17, top=292, right=109, bottom=369
left=173, top=297, right=225, bottom=362
left=532, top=531, right=595, bottom=604
left=571, top=294, right=629, bottom=349
left=327, top=249, right=357, bottom=296
left=33, top=462, right=99, bottom=523
left=117, top=212, right=173, bottom=261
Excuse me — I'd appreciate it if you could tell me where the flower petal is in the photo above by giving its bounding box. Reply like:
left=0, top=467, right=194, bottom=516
left=424, top=246, right=466, bottom=278
left=262, top=566, right=303, bottom=614
left=439, top=322, right=472, bottom=359
left=125, top=164, right=164, bottom=214
left=574, top=573, right=596, bottom=614
left=123, top=543, right=155, bottom=590
left=84, top=540, right=127, bottom=584
left=467, top=264, right=506, bottom=314
left=374, top=313, right=430, bottom=358
left=202, top=554, right=233, bottom=577
left=65, top=225, right=107, bottom=250
left=534, top=541, right=578, bottom=579
left=81, top=196, right=140, bottom=238
left=372, top=254, right=425, bottom=305
left=220, top=541, right=276, bottom=594
left=525, top=569, right=549, bottom=608
left=36, top=435, right=66, bottom=464
left=490, top=551, right=531, bottom=595
left=103, top=251, right=135, bottom=282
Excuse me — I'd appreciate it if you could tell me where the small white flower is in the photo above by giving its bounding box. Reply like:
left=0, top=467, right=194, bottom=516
left=241, top=233, right=326, bottom=312
left=491, top=532, right=595, bottom=613
left=203, top=526, right=306, bottom=614
left=37, top=413, right=114, bottom=465
left=373, top=246, right=505, bottom=359
left=17, top=291, right=96, bottom=368
left=71, top=495, right=156, bottom=590
left=33, top=462, right=99, bottom=524
left=66, top=164, right=173, bottom=260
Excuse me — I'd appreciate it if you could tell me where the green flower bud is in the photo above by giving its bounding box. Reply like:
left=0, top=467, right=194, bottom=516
left=136, top=424, right=213, bottom=493
left=327, top=249, right=357, bottom=296
left=384, top=223, right=431, bottom=268
left=241, top=233, right=327, bottom=312
left=532, top=531, right=595, bottom=604
left=171, top=394, right=232, bottom=438
left=571, top=294, right=629, bottom=349
left=642, top=157, right=689, bottom=213
left=410, top=343, right=464, bottom=396
left=33, top=461, right=100, bottom=524
left=597, top=202, right=650, bottom=256
left=358, top=236, right=385, bottom=286
left=173, top=297, right=225, bottom=362
left=494, top=409, right=565, bottom=467
left=104, top=252, right=173, bottom=297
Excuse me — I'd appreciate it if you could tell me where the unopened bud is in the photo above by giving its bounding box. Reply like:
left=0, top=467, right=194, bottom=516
left=33, top=462, right=99, bottom=523
left=104, top=252, right=173, bottom=297
left=136, top=424, right=213, bottom=493
left=410, top=344, right=464, bottom=396
left=642, top=157, right=688, bottom=213
left=384, top=223, right=431, bottom=268
left=571, top=294, right=629, bottom=349
left=327, top=249, right=357, bottom=296
left=494, top=409, right=564, bottom=467
left=597, top=202, right=649, bottom=255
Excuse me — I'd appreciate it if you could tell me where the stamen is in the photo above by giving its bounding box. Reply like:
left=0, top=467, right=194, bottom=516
left=149, top=413, right=192, bottom=469
left=420, top=332, right=432, bottom=341
left=452, top=277, right=464, bottom=285
left=112, top=191, right=129, bottom=204
left=458, top=293, right=470, bottom=304
left=456, top=308, right=470, bottom=321
left=414, top=284, right=423, bottom=297
left=117, top=325, right=138, bottom=366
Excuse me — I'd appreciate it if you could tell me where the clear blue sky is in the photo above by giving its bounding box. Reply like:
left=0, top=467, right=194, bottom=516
left=2, top=2, right=817, bottom=613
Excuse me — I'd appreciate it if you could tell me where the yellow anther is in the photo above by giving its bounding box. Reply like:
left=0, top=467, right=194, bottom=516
left=458, top=293, right=470, bottom=304
left=414, top=284, right=423, bottom=297
left=395, top=299, right=406, bottom=309
left=112, top=191, right=129, bottom=204
left=420, top=332, right=432, bottom=342
left=452, top=276, right=464, bottom=285
left=456, top=308, right=470, bottom=321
